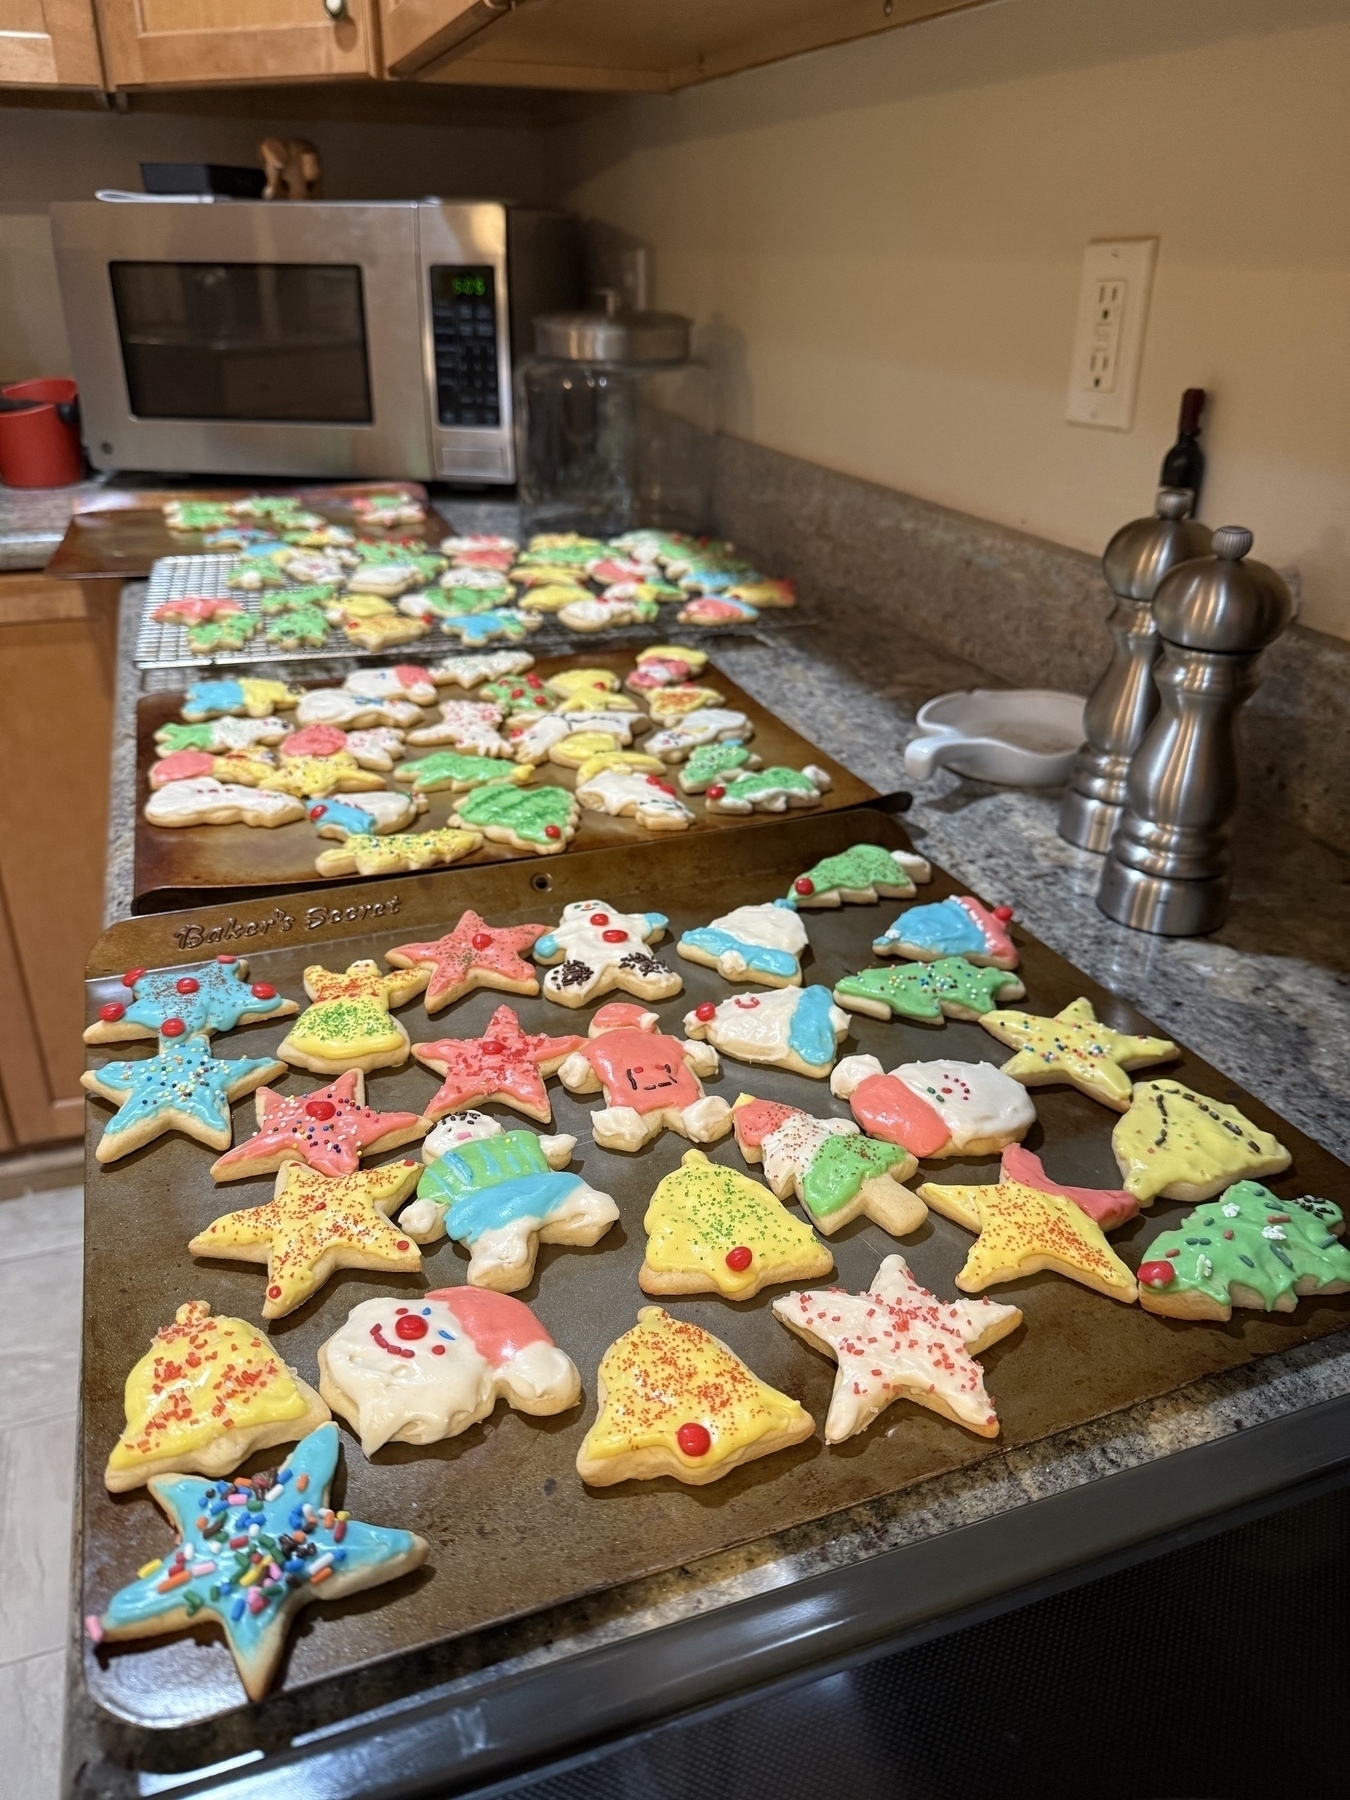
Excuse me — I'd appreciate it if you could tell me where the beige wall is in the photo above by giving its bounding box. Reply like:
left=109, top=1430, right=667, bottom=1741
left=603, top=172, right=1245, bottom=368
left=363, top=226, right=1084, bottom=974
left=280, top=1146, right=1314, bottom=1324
left=562, top=0, right=1350, bottom=639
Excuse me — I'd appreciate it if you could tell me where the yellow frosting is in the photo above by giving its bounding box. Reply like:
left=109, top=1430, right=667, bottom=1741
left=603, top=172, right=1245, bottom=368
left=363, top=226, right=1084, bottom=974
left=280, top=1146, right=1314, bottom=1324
left=643, top=1148, right=830, bottom=1297
left=918, top=1171, right=1137, bottom=1303
left=1112, top=1079, right=1290, bottom=1203
left=981, top=997, right=1175, bottom=1109
left=286, top=959, right=422, bottom=1062
left=238, top=678, right=298, bottom=715
left=545, top=667, right=619, bottom=699
left=107, top=1301, right=307, bottom=1475
left=573, top=750, right=665, bottom=783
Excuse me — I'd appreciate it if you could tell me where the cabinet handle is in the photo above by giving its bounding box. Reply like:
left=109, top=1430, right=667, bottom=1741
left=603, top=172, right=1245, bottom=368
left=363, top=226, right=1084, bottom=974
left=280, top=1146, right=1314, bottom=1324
left=324, top=0, right=347, bottom=18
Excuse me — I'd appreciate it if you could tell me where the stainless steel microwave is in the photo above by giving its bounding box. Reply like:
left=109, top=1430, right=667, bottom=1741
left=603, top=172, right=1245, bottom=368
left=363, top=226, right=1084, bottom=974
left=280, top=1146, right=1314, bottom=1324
left=50, top=199, right=580, bottom=483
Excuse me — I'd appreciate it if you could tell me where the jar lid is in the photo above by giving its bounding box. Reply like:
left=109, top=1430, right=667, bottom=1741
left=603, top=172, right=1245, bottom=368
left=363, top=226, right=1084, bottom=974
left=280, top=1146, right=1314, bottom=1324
left=1152, top=526, right=1293, bottom=653
left=532, top=309, right=691, bottom=365
left=1101, top=488, right=1213, bottom=601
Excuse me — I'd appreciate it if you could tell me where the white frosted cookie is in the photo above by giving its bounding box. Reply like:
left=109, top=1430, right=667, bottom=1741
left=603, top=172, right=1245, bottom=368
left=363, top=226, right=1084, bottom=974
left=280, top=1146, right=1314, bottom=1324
left=405, top=699, right=511, bottom=756
left=575, top=767, right=695, bottom=831
left=306, top=790, right=427, bottom=838
left=534, top=900, right=682, bottom=1007
left=294, top=689, right=423, bottom=730
left=144, top=779, right=305, bottom=829
left=645, top=710, right=753, bottom=762
left=506, top=714, right=572, bottom=762
left=342, top=728, right=407, bottom=772
left=683, top=986, right=849, bottom=1078
left=428, top=651, right=535, bottom=687
left=732, top=1095, right=923, bottom=1237
left=677, top=901, right=809, bottom=988
left=342, top=665, right=437, bottom=706
left=830, top=1054, right=1036, bottom=1159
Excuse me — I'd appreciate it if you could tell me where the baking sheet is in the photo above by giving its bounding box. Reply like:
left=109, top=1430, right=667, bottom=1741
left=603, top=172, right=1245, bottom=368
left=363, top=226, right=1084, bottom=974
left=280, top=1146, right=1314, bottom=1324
left=131, top=648, right=874, bottom=913
left=80, top=809, right=1350, bottom=1737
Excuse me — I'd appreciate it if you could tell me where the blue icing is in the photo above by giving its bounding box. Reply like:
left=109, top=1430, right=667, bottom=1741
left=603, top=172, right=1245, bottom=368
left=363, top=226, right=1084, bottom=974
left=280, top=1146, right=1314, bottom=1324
left=786, top=985, right=840, bottom=1069
left=94, top=1034, right=277, bottom=1144
left=123, top=961, right=287, bottom=1036
left=453, top=610, right=530, bottom=645
left=534, top=933, right=559, bottom=960
left=418, top=1130, right=580, bottom=1244
left=680, top=926, right=797, bottom=979
left=183, top=680, right=245, bottom=720
left=308, top=797, right=380, bottom=836
left=876, top=898, right=983, bottom=957
left=643, top=911, right=668, bottom=933
left=446, top=1172, right=582, bottom=1243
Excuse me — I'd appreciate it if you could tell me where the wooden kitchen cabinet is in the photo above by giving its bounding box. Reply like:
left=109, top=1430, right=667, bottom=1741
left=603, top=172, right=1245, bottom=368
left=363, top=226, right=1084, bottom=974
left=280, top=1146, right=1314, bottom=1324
left=384, top=0, right=987, bottom=90
left=95, top=0, right=381, bottom=88
left=0, top=574, right=114, bottom=1146
left=0, top=0, right=104, bottom=87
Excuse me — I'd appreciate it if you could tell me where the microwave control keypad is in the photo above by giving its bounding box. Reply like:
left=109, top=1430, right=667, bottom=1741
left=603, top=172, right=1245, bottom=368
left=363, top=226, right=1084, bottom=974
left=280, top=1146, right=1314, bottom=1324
left=430, top=265, right=501, bottom=430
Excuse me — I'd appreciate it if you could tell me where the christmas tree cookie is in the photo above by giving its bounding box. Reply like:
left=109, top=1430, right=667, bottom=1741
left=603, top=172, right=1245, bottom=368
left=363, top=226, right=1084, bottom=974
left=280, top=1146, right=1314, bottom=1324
left=677, top=901, right=809, bottom=988
left=450, top=779, right=580, bottom=853
left=732, top=1095, right=924, bottom=1237
left=1112, top=1080, right=1291, bottom=1204
left=786, top=843, right=932, bottom=908
left=676, top=739, right=759, bottom=794
left=411, top=1003, right=584, bottom=1124
left=189, top=1159, right=423, bottom=1319
left=774, top=1255, right=1021, bottom=1442
left=1137, top=1182, right=1350, bottom=1321
left=277, top=959, right=426, bottom=1076
left=86, top=1424, right=428, bottom=1702
left=576, top=1307, right=814, bottom=1487
left=396, top=750, right=534, bottom=796
left=210, top=1069, right=431, bottom=1183
left=82, top=1034, right=285, bottom=1164
left=639, top=1147, right=834, bottom=1300
left=105, top=1301, right=329, bottom=1493
left=703, top=764, right=832, bottom=814
left=979, top=997, right=1177, bottom=1110
left=385, top=909, right=546, bottom=1012
left=874, top=896, right=1018, bottom=969
left=833, top=957, right=1024, bottom=1025
left=154, top=716, right=288, bottom=755
left=84, top=955, right=296, bottom=1046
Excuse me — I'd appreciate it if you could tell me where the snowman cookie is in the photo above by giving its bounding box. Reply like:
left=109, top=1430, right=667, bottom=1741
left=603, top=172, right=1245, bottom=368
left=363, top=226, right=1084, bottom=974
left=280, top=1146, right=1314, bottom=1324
left=555, top=1003, right=732, bottom=1153
left=677, top=901, right=809, bottom=988
left=533, top=900, right=682, bottom=1007
left=830, top=1055, right=1036, bottom=1159
left=682, top=986, right=849, bottom=1079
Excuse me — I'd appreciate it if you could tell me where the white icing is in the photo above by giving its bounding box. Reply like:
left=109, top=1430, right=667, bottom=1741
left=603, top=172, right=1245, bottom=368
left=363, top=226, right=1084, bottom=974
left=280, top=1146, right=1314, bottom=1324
left=342, top=727, right=406, bottom=770
left=186, top=716, right=287, bottom=752
left=508, top=715, right=572, bottom=761
left=645, top=710, right=753, bottom=759
left=344, top=565, right=420, bottom=596
left=686, top=902, right=808, bottom=978
left=294, top=690, right=422, bottom=730
left=760, top=1112, right=859, bottom=1199
left=343, top=668, right=436, bottom=705
left=309, top=790, right=424, bottom=836
left=830, top=1054, right=885, bottom=1100
left=144, top=779, right=304, bottom=829
left=892, top=1059, right=1037, bottom=1148
left=556, top=710, right=641, bottom=743
left=684, top=990, right=848, bottom=1068
left=320, top=1294, right=580, bottom=1454
left=429, top=650, right=535, bottom=687
left=575, top=769, right=694, bottom=830
left=440, top=565, right=511, bottom=592
left=538, top=900, right=677, bottom=1002
left=462, top=1181, right=619, bottom=1287
left=406, top=699, right=509, bottom=755
left=440, top=535, right=517, bottom=555
left=894, top=850, right=933, bottom=883
left=558, top=594, right=647, bottom=630
left=421, top=1111, right=503, bottom=1161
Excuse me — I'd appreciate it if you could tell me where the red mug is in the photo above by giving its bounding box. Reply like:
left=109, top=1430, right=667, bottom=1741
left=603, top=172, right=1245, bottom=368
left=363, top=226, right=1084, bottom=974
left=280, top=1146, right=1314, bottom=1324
left=0, top=377, right=84, bottom=487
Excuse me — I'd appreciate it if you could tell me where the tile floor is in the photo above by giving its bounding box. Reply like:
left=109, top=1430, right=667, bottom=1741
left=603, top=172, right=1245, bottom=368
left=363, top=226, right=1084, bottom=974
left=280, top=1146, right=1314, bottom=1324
left=0, top=1185, right=83, bottom=1800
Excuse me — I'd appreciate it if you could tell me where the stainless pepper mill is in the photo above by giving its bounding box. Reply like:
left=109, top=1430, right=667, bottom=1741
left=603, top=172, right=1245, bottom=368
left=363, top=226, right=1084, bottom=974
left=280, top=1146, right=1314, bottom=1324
left=1096, top=526, right=1293, bottom=936
left=1058, top=489, right=1212, bottom=852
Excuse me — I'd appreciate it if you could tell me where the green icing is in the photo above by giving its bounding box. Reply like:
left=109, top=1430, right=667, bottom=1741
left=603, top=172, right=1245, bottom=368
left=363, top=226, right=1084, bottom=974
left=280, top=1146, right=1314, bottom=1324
left=454, top=781, right=574, bottom=844
left=834, top=957, right=1015, bottom=1022
left=437, top=590, right=503, bottom=617
left=296, top=997, right=392, bottom=1048
left=264, top=608, right=328, bottom=647
left=786, top=844, right=912, bottom=905
left=226, top=557, right=285, bottom=589
left=166, top=501, right=233, bottom=531
left=258, top=584, right=335, bottom=615
left=1140, top=1182, right=1350, bottom=1313
left=803, top=1134, right=908, bottom=1217
left=406, top=751, right=516, bottom=792
left=155, top=722, right=213, bottom=754
left=683, top=740, right=753, bottom=789
left=722, top=766, right=816, bottom=800
left=186, top=612, right=258, bottom=652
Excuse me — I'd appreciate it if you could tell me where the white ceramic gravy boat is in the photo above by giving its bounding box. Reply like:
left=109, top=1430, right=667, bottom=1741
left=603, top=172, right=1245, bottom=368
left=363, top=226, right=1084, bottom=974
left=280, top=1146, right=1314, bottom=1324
left=903, top=688, right=1086, bottom=786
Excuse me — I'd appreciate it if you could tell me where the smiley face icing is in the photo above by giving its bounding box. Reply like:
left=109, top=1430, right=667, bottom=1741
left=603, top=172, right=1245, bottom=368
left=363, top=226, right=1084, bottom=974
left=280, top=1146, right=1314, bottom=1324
left=555, top=1003, right=732, bottom=1153
left=533, top=900, right=682, bottom=1007
left=830, top=1056, right=1036, bottom=1159
left=682, top=986, right=849, bottom=1080
left=399, top=1125, right=618, bottom=1290
left=873, top=896, right=1019, bottom=970
left=317, top=1290, right=581, bottom=1455
left=84, top=955, right=297, bottom=1046
left=677, top=901, right=809, bottom=989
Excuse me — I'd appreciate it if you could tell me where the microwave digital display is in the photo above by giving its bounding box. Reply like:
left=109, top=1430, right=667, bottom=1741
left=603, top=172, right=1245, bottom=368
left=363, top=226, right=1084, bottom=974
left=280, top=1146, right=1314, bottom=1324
left=109, top=261, right=373, bottom=424
left=429, top=264, right=500, bottom=428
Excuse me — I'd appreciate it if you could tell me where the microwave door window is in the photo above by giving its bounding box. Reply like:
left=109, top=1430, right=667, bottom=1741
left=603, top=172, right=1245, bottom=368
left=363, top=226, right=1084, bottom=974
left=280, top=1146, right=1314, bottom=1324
left=108, top=262, right=373, bottom=423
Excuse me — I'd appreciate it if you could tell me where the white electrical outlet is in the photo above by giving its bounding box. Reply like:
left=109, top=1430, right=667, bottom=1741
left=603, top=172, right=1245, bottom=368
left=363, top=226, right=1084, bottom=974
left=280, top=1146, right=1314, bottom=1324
left=1066, top=238, right=1158, bottom=430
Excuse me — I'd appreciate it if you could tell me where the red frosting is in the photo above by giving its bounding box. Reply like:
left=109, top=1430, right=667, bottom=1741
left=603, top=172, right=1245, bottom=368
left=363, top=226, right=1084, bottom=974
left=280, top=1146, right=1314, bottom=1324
left=590, top=1002, right=652, bottom=1033
left=849, top=1072, right=948, bottom=1157
left=585, top=1027, right=700, bottom=1115
left=999, top=1143, right=1138, bottom=1231
left=431, top=1287, right=553, bottom=1366
left=280, top=724, right=347, bottom=759
left=150, top=749, right=216, bottom=786
left=732, top=1097, right=801, bottom=1150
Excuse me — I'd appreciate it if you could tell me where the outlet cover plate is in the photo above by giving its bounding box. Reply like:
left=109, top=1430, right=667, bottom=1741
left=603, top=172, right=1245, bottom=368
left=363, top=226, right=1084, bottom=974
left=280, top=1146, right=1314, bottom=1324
left=1066, top=237, right=1158, bottom=430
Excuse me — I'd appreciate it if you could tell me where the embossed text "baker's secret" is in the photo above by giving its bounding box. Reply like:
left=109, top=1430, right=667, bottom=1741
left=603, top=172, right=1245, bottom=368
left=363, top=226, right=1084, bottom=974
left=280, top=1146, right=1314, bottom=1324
left=306, top=895, right=403, bottom=931
left=174, top=906, right=296, bottom=950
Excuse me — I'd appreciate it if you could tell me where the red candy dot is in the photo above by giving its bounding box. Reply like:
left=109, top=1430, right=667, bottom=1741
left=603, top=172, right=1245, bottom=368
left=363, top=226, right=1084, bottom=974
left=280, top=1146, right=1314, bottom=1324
left=589, top=912, right=610, bottom=926
left=482, top=1040, right=504, bottom=1056
left=694, top=1001, right=717, bottom=1021
left=215, top=954, right=237, bottom=964
left=544, top=825, right=561, bottom=839
left=432, top=1344, right=446, bottom=1355
left=267, top=1285, right=282, bottom=1299
left=176, top=977, right=200, bottom=994
left=706, top=785, right=725, bottom=800
left=602, top=928, right=628, bottom=943
left=992, top=905, right=1015, bottom=922
left=676, top=1422, right=711, bottom=1458
left=305, top=1100, right=336, bottom=1121
left=160, top=1017, right=185, bottom=1037
left=471, top=932, right=494, bottom=949
left=794, top=877, right=815, bottom=896
left=396, top=1239, right=410, bottom=1252
left=309, top=805, right=328, bottom=820
left=122, top=967, right=147, bottom=988
left=251, top=983, right=276, bottom=1000
left=725, top=1246, right=753, bottom=1272
left=394, top=1314, right=429, bottom=1340
left=1139, top=1261, right=1176, bottom=1288
left=99, top=1001, right=126, bottom=1023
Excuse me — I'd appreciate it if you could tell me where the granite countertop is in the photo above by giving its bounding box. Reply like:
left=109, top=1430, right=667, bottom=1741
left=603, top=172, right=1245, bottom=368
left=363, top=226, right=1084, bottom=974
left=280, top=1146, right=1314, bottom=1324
left=91, top=530, right=1350, bottom=1759
left=0, top=474, right=109, bottom=570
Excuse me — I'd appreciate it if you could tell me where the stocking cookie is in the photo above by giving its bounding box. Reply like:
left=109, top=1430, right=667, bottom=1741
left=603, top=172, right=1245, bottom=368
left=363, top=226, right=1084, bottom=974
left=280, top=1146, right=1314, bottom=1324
left=980, top=997, right=1177, bottom=1110
left=210, top=1070, right=430, bottom=1182
left=450, top=781, right=580, bottom=854
left=575, top=766, right=695, bottom=831
left=428, top=650, right=534, bottom=688
left=181, top=678, right=301, bottom=722
left=874, top=897, right=1018, bottom=969
left=318, top=1290, right=580, bottom=1454
left=682, top=986, right=849, bottom=1079
left=402, top=1126, right=618, bottom=1289
left=830, top=1055, right=1036, bottom=1158
left=86, top=1425, right=427, bottom=1702
left=918, top=1148, right=1138, bottom=1303
left=1112, top=1080, right=1291, bottom=1204
left=86, top=956, right=295, bottom=1046
left=1137, top=1183, right=1350, bottom=1321
left=411, top=1003, right=584, bottom=1123
left=787, top=844, right=933, bottom=908
left=395, top=750, right=534, bottom=796
left=385, top=910, right=546, bottom=1013
left=278, top=960, right=426, bottom=1075
left=640, top=1148, right=833, bottom=1300
left=190, top=1159, right=423, bottom=1319
left=677, top=901, right=809, bottom=988
left=83, top=1034, right=284, bottom=1164
left=775, top=1256, right=1020, bottom=1443
left=834, top=957, right=1025, bottom=1025
left=406, top=699, right=512, bottom=755
left=314, top=827, right=482, bottom=878
left=732, top=1095, right=924, bottom=1237
left=577, top=1308, right=813, bottom=1488
left=105, top=1301, right=328, bottom=1493
left=555, top=1003, right=731, bottom=1152
left=677, top=740, right=759, bottom=792
left=306, top=792, right=428, bottom=837
left=533, top=900, right=681, bottom=1006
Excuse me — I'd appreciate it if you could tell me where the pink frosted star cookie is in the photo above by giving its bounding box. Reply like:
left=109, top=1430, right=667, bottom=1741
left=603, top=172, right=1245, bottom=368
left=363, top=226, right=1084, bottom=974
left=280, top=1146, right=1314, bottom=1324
left=385, top=910, right=547, bottom=1014
left=210, top=1070, right=432, bottom=1183
left=411, top=1003, right=585, bottom=1124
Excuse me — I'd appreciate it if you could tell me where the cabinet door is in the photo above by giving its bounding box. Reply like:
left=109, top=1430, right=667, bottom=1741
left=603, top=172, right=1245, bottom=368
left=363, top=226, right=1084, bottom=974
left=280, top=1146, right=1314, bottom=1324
left=0, top=0, right=104, bottom=85
left=380, top=0, right=489, bottom=76
left=96, top=0, right=379, bottom=87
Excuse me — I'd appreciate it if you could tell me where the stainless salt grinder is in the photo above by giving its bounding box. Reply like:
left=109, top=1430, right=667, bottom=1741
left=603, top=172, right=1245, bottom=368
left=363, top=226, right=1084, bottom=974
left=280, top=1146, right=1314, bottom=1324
left=1096, top=526, right=1293, bottom=936
left=1058, top=489, right=1212, bottom=852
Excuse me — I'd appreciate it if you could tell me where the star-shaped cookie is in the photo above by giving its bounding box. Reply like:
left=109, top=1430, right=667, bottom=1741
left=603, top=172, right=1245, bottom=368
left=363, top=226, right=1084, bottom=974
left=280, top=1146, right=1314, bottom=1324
left=82, top=1034, right=285, bottom=1164
left=919, top=1149, right=1139, bottom=1303
left=979, top=996, right=1177, bottom=1110
left=84, top=954, right=297, bottom=1045
left=385, top=910, right=547, bottom=1013
left=189, top=1159, right=423, bottom=1318
left=411, top=1003, right=585, bottom=1123
left=210, top=1070, right=431, bottom=1182
left=86, top=1424, right=428, bottom=1701
left=774, top=1254, right=1022, bottom=1441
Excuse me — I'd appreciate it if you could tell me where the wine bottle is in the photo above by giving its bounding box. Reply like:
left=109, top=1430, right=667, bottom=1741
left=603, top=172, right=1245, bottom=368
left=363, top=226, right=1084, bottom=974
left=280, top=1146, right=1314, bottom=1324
left=1159, top=388, right=1206, bottom=511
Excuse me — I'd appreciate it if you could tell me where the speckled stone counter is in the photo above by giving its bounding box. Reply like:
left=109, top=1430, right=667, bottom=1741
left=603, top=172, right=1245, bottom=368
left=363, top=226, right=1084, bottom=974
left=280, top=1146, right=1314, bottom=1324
left=0, top=475, right=107, bottom=569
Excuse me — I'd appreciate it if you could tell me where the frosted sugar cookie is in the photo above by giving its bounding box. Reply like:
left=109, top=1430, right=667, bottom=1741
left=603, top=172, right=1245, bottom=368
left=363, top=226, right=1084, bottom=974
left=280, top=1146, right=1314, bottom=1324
left=646, top=683, right=725, bottom=722
left=1112, top=1080, right=1291, bottom=1204
left=555, top=1002, right=731, bottom=1152
left=154, top=716, right=288, bottom=755
left=980, top=997, right=1177, bottom=1110
left=436, top=608, right=540, bottom=646
left=533, top=900, right=681, bottom=1006
left=395, top=750, right=534, bottom=795
left=405, top=698, right=511, bottom=755
left=834, top=958, right=1025, bottom=1025
left=210, top=1069, right=430, bottom=1182
left=144, top=778, right=308, bottom=830
left=342, top=664, right=437, bottom=706
left=278, top=959, right=426, bottom=1075
left=450, top=780, right=580, bottom=853
left=386, top=910, right=546, bottom=1013
left=259, top=751, right=385, bottom=801
left=640, top=1147, right=833, bottom=1300
left=575, top=765, right=695, bottom=831
left=732, top=1095, right=923, bottom=1237
left=677, top=901, right=809, bottom=987
left=1137, top=1183, right=1350, bottom=1320
left=83, top=1034, right=285, bottom=1164
left=703, top=765, right=831, bottom=813
left=557, top=590, right=658, bottom=632
left=677, top=740, right=759, bottom=792
left=787, top=844, right=932, bottom=908
left=294, top=689, right=423, bottom=730
left=314, top=827, right=482, bottom=878
left=427, top=649, right=535, bottom=687
left=147, top=749, right=274, bottom=791
left=411, top=1003, right=584, bottom=1124
left=874, top=896, right=1018, bottom=969
left=683, top=986, right=849, bottom=1079
left=625, top=646, right=709, bottom=692
left=181, top=678, right=301, bottom=722
left=85, top=955, right=295, bottom=1045
left=830, top=1055, right=1035, bottom=1158
left=677, top=595, right=759, bottom=627
left=644, top=709, right=754, bottom=762
left=306, top=792, right=428, bottom=838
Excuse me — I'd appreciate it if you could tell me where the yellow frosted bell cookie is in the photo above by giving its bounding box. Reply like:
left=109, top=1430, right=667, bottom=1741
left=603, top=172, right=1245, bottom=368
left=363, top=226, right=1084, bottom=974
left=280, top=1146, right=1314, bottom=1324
left=278, top=959, right=426, bottom=1075
left=774, top=1255, right=1021, bottom=1442
left=1112, top=1079, right=1291, bottom=1204
left=979, top=997, right=1177, bottom=1111
left=576, top=1306, right=814, bottom=1487
left=105, top=1301, right=329, bottom=1493
left=639, top=1147, right=834, bottom=1300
